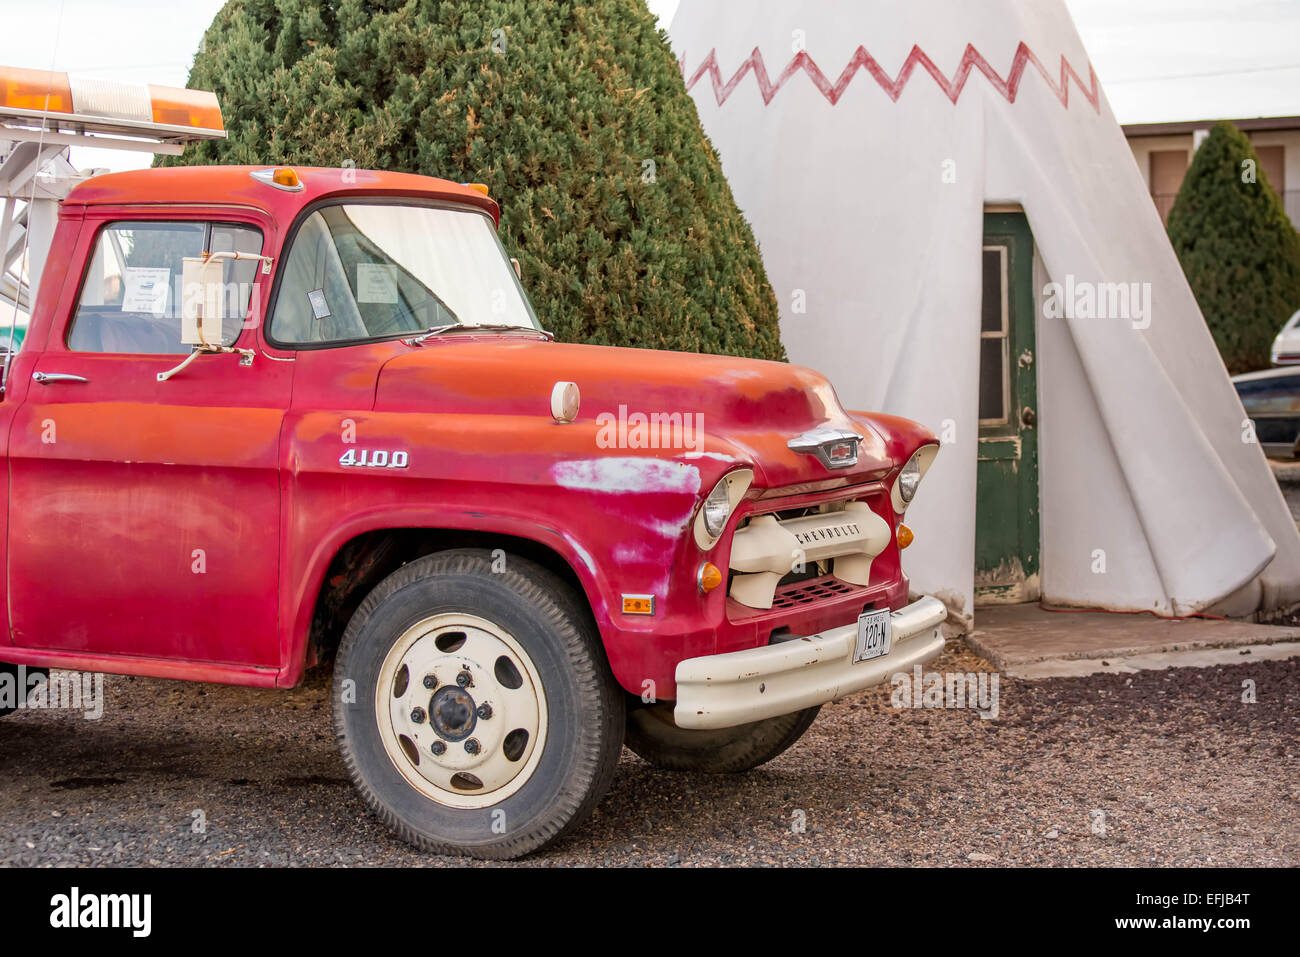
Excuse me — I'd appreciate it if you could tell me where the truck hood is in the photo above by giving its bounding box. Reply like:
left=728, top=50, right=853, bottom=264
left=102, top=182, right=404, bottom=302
left=373, top=337, right=903, bottom=486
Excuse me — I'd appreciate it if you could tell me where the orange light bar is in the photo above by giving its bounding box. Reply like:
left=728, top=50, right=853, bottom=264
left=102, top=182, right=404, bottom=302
left=0, top=66, right=73, bottom=115
left=0, top=65, right=223, bottom=135
left=147, top=84, right=224, bottom=133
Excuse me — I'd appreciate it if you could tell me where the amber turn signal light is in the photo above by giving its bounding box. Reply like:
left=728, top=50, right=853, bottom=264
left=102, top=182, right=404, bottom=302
left=698, top=562, right=723, bottom=594
left=897, top=524, right=914, bottom=549
left=272, top=167, right=300, bottom=188
left=622, top=595, right=655, bottom=616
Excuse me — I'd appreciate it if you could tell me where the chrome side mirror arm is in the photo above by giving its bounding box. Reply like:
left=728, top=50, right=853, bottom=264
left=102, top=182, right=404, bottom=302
left=158, top=344, right=256, bottom=382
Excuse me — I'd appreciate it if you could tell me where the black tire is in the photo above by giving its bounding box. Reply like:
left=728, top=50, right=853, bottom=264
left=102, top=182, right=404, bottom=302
left=332, top=549, right=624, bottom=859
left=0, top=663, right=47, bottom=718
left=625, top=702, right=821, bottom=773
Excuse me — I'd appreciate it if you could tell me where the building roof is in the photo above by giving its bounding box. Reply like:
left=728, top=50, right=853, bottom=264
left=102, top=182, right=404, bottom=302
left=62, top=165, right=499, bottom=222
left=1123, top=115, right=1300, bottom=138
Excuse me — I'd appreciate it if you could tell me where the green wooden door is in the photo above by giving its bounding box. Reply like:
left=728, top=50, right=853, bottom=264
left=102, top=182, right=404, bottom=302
left=975, top=212, right=1041, bottom=604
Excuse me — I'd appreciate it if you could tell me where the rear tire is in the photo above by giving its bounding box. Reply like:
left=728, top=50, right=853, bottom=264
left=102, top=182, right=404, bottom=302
left=332, top=549, right=624, bottom=859
left=625, top=702, right=820, bottom=773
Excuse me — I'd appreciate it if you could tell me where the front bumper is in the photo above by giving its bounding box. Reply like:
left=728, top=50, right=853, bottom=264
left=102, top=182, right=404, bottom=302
left=673, top=596, right=948, bottom=730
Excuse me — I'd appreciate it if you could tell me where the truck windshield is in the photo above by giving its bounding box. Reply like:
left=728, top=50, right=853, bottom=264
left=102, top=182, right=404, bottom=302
left=269, top=203, right=540, bottom=346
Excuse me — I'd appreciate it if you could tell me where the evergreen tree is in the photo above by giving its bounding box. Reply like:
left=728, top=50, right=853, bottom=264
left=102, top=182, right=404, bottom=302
left=166, top=0, right=785, bottom=361
left=1168, top=121, right=1300, bottom=374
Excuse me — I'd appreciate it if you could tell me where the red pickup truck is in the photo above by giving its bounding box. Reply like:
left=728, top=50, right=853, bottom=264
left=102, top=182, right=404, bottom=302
left=0, top=165, right=946, bottom=858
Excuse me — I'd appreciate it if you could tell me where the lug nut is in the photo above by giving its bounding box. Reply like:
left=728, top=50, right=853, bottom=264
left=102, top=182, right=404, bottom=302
left=410, top=707, right=426, bottom=724
left=464, top=738, right=481, bottom=755
left=430, top=741, right=446, bottom=756
left=456, top=669, right=473, bottom=688
left=422, top=674, right=438, bottom=690
left=476, top=703, right=493, bottom=720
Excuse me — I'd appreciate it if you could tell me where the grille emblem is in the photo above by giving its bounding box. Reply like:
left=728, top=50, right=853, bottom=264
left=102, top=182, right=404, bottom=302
left=787, top=427, right=863, bottom=469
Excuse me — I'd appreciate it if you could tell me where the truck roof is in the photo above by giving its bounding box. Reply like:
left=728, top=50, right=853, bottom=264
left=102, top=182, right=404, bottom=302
left=61, top=165, right=500, bottom=222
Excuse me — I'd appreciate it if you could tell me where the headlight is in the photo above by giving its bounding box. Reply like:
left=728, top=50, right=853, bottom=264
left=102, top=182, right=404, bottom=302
left=702, top=481, right=732, bottom=538
left=898, top=456, right=922, bottom=505
left=890, top=445, right=938, bottom=514
left=693, top=469, right=754, bottom=549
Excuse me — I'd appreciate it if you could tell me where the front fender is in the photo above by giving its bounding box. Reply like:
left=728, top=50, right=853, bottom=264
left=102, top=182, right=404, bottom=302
left=851, top=411, right=940, bottom=464
left=277, top=499, right=619, bottom=687
left=277, top=409, right=742, bottom=690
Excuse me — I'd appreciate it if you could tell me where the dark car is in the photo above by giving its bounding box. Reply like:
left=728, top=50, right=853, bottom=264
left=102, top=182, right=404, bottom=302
left=1234, top=367, right=1300, bottom=458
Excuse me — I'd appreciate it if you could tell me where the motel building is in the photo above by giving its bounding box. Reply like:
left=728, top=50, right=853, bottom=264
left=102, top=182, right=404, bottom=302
left=1125, top=114, right=1300, bottom=226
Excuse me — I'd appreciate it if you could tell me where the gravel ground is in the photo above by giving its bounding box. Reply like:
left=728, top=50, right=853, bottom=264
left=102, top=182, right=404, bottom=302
left=1, top=641, right=1295, bottom=867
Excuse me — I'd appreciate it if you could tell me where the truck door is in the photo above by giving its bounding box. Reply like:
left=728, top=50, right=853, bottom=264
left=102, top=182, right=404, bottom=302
left=7, top=213, right=291, bottom=668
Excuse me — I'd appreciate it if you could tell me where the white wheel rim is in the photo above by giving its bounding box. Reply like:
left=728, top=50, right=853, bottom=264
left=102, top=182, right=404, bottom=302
left=375, top=613, right=548, bottom=810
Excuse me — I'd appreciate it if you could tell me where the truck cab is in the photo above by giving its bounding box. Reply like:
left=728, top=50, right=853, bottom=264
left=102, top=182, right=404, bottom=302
left=0, top=165, right=945, bottom=858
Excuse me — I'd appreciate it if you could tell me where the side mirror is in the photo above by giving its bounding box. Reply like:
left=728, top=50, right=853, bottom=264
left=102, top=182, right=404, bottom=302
left=181, top=256, right=226, bottom=348
left=160, top=250, right=270, bottom=382
left=511, top=258, right=522, bottom=281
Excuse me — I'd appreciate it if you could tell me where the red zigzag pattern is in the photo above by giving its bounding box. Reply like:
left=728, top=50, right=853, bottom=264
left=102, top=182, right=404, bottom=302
left=681, top=43, right=1100, bottom=112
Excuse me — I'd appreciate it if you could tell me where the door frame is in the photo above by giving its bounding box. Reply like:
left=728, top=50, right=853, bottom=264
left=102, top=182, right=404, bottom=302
left=975, top=210, right=1041, bottom=605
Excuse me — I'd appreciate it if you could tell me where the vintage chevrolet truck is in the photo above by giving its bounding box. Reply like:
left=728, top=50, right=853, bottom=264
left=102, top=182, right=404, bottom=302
left=0, top=165, right=945, bottom=858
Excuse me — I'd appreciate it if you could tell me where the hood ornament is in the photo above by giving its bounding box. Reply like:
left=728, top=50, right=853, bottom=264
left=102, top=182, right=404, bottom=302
left=788, top=427, right=863, bottom=469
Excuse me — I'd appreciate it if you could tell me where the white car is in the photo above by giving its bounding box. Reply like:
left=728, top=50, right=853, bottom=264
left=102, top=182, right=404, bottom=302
left=1271, top=308, right=1300, bottom=365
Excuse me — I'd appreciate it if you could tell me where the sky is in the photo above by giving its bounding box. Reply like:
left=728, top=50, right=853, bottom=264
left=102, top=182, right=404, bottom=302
left=1, top=0, right=1298, bottom=172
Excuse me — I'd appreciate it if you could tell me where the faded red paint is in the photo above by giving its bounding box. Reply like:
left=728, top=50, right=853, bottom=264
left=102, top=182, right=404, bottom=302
left=3, top=166, right=936, bottom=700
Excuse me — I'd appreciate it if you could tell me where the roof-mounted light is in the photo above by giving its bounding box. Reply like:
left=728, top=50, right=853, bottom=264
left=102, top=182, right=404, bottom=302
left=250, top=167, right=304, bottom=192
left=0, top=65, right=224, bottom=140
left=464, top=183, right=490, bottom=196
left=0, top=66, right=72, bottom=114
left=146, top=84, right=224, bottom=134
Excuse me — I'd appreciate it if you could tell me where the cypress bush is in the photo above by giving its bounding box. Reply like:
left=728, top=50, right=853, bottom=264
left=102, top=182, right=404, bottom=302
left=165, top=0, right=785, bottom=361
left=1167, top=121, right=1300, bottom=374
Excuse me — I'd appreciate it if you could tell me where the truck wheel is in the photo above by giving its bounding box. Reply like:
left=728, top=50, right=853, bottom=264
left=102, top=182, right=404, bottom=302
left=625, top=702, right=821, bottom=773
left=332, top=549, right=624, bottom=859
left=0, top=664, right=47, bottom=718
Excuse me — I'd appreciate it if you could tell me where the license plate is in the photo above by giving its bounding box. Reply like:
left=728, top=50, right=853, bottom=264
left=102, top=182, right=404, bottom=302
left=853, top=609, right=892, bottom=663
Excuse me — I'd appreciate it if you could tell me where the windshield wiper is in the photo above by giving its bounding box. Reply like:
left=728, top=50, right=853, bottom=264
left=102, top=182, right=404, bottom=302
left=401, top=323, right=555, bottom=346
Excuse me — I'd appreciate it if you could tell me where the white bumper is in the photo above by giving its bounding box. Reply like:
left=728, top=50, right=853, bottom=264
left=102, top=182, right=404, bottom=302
left=673, top=596, right=948, bottom=730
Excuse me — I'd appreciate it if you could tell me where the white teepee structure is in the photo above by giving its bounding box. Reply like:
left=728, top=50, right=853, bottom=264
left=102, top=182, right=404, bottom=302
left=670, top=0, right=1300, bottom=625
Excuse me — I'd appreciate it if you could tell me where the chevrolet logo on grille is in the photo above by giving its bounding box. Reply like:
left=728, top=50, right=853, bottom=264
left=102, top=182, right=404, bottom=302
left=787, top=427, right=863, bottom=469
left=792, top=522, right=862, bottom=546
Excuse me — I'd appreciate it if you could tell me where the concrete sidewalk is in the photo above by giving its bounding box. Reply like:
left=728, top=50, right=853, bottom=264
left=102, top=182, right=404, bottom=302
left=967, top=603, right=1300, bottom=679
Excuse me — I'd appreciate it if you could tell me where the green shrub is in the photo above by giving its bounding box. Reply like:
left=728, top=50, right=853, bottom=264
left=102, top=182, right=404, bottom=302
left=1168, top=120, right=1300, bottom=374
left=166, top=0, right=785, bottom=360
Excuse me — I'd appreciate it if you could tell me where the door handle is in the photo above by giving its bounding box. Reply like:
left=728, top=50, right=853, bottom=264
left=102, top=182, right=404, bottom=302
left=32, top=371, right=90, bottom=385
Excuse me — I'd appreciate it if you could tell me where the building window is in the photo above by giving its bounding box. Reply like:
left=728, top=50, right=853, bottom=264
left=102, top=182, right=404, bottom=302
left=979, top=245, right=1010, bottom=427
